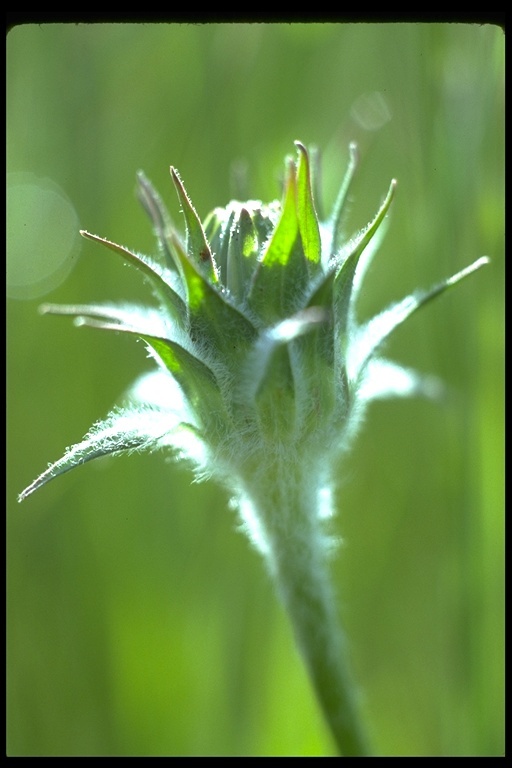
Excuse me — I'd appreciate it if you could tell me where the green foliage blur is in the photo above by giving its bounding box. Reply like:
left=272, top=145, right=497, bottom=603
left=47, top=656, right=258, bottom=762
left=7, top=23, right=504, bottom=756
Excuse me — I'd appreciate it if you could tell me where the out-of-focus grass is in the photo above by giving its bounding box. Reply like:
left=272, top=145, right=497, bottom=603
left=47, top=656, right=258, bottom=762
left=7, top=23, right=503, bottom=756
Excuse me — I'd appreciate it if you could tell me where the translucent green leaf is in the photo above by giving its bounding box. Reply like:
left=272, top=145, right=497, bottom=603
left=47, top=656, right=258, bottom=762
left=333, top=179, right=396, bottom=346
left=226, top=207, right=260, bottom=302
left=262, top=157, right=298, bottom=268
left=349, top=214, right=390, bottom=311
left=249, top=159, right=308, bottom=323
left=295, top=141, right=321, bottom=267
left=18, top=406, right=185, bottom=502
left=139, top=333, right=224, bottom=416
left=170, top=167, right=218, bottom=284
left=80, top=230, right=186, bottom=328
left=169, top=231, right=257, bottom=365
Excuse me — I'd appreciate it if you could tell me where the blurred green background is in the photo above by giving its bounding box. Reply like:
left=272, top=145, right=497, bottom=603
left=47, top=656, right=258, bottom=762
left=7, top=23, right=504, bottom=756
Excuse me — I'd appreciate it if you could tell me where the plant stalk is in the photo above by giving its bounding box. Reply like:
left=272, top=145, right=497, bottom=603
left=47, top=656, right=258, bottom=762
left=241, top=460, right=372, bottom=756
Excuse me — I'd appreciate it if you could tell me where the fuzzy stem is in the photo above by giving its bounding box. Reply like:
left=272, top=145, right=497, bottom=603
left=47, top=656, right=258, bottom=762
left=240, top=460, right=372, bottom=756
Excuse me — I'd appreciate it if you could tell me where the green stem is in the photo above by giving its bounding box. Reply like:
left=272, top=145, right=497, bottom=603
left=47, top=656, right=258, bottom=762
left=241, top=461, right=372, bottom=756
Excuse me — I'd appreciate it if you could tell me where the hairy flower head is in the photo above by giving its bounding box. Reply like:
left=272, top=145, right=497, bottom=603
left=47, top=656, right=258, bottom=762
left=19, top=141, right=488, bottom=551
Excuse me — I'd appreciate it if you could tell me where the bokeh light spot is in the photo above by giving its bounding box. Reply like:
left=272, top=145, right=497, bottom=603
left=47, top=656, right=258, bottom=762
left=7, top=172, right=81, bottom=300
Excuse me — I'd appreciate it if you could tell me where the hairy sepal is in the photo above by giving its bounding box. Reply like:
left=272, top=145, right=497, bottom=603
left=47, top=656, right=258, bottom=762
left=80, top=230, right=186, bottom=326
left=347, top=256, right=490, bottom=385
left=18, top=406, right=189, bottom=502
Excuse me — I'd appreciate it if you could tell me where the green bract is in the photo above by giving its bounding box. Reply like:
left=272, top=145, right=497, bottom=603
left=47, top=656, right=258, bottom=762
left=19, top=141, right=487, bottom=551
